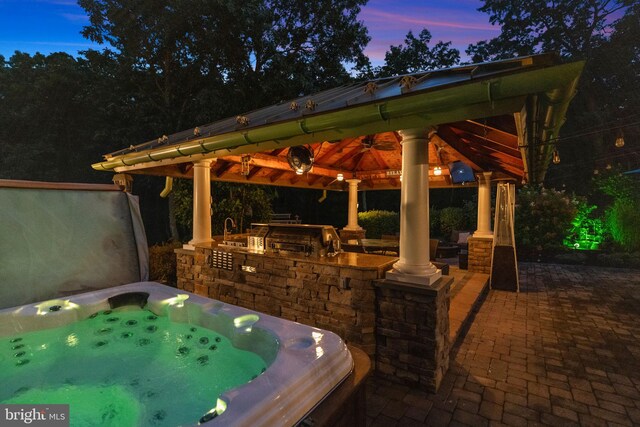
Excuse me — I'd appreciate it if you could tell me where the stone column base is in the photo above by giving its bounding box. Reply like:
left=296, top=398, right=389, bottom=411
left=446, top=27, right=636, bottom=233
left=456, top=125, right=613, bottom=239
left=468, top=236, right=493, bottom=274
left=340, top=228, right=366, bottom=241
left=374, top=276, right=453, bottom=393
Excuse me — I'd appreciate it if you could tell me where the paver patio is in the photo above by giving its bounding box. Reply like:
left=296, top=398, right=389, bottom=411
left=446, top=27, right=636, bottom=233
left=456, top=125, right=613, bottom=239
left=366, top=263, right=640, bottom=426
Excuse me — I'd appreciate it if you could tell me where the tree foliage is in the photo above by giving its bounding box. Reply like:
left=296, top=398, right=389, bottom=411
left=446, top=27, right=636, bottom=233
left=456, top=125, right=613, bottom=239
left=372, top=29, right=460, bottom=77
left=515, top=186, right=578, bottom=251
left=0, top=53, right=111, bottom=182
left=466, top=0, right=633, bottom=61
left=595, top=170, right=640, bottom=251
left=467, top=1, right=639, bottom=195
left=172, top=180, right=274, bottom=239
left=74, top=0, right=370, bottom=241
left=357, top=210, right=399, bottom=239
left=79, top=0, right=370, bottom=126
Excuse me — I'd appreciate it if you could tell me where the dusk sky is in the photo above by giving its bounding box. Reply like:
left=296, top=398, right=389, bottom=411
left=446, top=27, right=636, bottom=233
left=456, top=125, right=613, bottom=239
left=0, top=0, right=499, bottom=65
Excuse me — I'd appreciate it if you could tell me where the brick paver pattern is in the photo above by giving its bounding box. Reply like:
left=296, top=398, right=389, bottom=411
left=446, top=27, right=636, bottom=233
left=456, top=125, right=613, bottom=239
left=366, top=263, right=640, bottom=426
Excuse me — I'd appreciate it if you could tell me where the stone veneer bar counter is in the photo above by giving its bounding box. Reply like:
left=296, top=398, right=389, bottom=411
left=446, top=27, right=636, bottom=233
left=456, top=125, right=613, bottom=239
left=176, top=244, right=453, bottom=392
left=177, top=244, right=396, bottom=357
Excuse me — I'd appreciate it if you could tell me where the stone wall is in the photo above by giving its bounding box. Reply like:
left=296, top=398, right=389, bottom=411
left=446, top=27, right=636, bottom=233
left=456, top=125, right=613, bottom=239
left=468, top=236, right=493, bottom=274
left=175, top=248, right=389, bottom=356
left=374, top=277, right=452, bottom=393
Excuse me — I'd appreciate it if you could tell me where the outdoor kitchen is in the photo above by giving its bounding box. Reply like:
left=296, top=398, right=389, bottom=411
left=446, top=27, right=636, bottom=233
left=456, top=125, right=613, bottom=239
left=175, top=221, right=453, bottom=392
left=91, top=53, right=584, bottom=394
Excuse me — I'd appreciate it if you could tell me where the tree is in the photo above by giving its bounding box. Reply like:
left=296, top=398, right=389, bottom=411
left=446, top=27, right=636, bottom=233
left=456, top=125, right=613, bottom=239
left=367, top=29, right=460, bottom=78
left=218, top=0, right=371, bottom=109
left=466, top=1, right=638, bottom=194
left=79, top=0, right=232, bottom=134
left=78, top=0, right=371, bottom=241
left=79, top=0, right=370, bottom=127
left=0, top=52, right=110, bottom=183
left=466, top=0, right=633, bottom=61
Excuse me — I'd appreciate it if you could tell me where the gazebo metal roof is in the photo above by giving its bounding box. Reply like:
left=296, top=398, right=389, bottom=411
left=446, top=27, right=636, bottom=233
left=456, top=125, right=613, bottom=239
left=93, top=53, right=584, bottom=190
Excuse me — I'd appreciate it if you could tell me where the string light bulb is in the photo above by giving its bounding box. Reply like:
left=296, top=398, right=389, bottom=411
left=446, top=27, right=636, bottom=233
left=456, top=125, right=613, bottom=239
left=336, top=173, right=344, bottom=181
left=552, top=148, right=560, bottom=164
left=615, top=130, right=625, bottom=148
left=433, top=166, right=442, bottom=176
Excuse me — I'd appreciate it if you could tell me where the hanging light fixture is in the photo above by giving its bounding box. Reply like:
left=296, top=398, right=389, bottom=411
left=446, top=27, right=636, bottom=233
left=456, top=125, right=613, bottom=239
left=552, top=148, right=561, bottom=164
left=241, top=155, right=251, bottom=176
left=287, top=146, right=314, bottom=175
left=433, top=145, right=444, bottom=176
left=615, top=130, right=625, bottom=148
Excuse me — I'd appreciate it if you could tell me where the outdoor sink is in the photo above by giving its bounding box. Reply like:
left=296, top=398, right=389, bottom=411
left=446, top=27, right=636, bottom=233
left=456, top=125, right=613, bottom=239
left=222, top=240, right=247, bottom=248
left=216, top=234, right=249, bottom=248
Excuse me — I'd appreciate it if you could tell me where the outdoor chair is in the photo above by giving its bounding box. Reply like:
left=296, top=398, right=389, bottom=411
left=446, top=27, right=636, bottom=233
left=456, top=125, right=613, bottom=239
left=447, top=229, right=471, bottom=251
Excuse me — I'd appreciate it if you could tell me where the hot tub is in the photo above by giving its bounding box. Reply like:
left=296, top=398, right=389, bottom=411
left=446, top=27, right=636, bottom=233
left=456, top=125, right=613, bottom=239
left=0, top=282, right=353, bottom=426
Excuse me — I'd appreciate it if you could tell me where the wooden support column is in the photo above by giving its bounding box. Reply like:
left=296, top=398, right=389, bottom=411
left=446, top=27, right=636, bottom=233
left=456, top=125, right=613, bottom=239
left=344, top=179, right=363, bottom=231
left=475, top=172, right=493, bottom=237
left=186, top=159, right=214, bottom=248
left=386, top=128, right=441, bottom=286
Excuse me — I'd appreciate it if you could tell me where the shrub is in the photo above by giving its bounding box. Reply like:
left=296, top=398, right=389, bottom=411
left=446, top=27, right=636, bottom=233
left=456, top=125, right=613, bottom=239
left=173, top=179, right=274, bottom=239
left=439, top=207, right=468, bottom=237
left=606, top=199, right=640, bottom=251
left=149, top=241, right=182, bottom=286
left=358, top=210, right=399, bottom=238
left=515, top=185, right=577, bottom=252
left=596, top=252, right=640, bottom=269
left=463, top=199, right=478, bottom=232
left=563, top=201, right=605, bottom=250
left=429, top=207, right=441, bottom=238
left=554, top=252, right=588, bottom=265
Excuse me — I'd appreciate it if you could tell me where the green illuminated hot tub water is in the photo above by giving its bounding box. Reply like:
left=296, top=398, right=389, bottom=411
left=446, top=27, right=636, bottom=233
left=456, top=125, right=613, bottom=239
left=0, top=309, right=267, bottom=426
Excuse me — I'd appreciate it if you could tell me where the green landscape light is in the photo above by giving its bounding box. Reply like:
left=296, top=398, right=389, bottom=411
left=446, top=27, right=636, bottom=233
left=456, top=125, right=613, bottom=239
left=563, top=203, right=605, bottom=250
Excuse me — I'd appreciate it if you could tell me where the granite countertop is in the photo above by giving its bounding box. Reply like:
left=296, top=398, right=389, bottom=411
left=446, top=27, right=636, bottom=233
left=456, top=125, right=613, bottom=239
left=184, top=242, right=398, bottom=270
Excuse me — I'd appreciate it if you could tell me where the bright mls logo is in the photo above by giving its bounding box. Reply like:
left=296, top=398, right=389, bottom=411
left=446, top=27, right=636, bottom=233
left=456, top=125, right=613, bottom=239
left=1, top=405, right=69, bottom=426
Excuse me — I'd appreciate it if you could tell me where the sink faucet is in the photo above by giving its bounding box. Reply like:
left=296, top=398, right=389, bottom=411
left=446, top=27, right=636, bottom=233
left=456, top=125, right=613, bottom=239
left=224, top=217, right=236, bottom=241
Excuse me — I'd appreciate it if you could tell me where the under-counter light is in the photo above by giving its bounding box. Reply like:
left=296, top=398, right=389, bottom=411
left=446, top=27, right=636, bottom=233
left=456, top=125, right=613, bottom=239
left=164, top=294, right=189, bottom=308
left=199, top=399, right=228, bottom=424
left=66, top=334, right=79, bottom=347
left=234, top=314, right=259, bottom=333
left=241, top=265, right=257, bottom=273
left=35, top=300, right=79, bottom=316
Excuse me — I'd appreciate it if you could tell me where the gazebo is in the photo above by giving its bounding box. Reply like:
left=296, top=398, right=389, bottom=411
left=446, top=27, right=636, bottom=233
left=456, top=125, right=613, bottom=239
left=94, top=53, right=584, bottom=393
left=94, top=52, right=583, bottom=286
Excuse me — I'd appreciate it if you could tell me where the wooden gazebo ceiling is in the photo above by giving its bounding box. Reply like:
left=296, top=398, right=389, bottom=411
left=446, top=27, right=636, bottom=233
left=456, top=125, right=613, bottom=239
left=140, top=116, right=522, bottom=191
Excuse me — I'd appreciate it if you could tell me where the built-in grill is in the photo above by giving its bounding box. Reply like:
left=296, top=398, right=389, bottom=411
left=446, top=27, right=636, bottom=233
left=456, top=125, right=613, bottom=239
left=248, top=223, right=341, bottom=258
